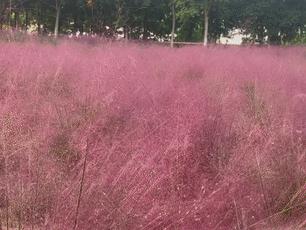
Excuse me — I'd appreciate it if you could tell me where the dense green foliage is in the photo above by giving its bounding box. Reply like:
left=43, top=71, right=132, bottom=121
left=0, top=0, right=306, bottom=44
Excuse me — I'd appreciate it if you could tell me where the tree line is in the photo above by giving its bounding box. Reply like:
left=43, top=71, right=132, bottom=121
left=0, top=0, right=306, bottom=45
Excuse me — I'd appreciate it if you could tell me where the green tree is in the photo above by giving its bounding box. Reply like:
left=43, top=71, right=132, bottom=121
left=175, top=0, right=229, bottom=44
left=229, top=0, right=306, bottom=44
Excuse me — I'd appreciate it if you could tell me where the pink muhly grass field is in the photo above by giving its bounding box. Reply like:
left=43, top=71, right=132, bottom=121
left=0, top=41, right=305, bottom=229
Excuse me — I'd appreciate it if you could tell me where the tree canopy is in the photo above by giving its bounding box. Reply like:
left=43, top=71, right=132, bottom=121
left=0, top=0, right=306, bottom=44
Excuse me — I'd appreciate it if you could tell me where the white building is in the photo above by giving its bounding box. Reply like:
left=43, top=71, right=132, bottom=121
left=218, top=29, right=250, bottom=45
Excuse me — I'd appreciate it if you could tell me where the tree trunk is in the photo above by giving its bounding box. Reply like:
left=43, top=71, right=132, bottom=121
left=25, top=9, right=28, bottom=31
left=257, top=25, right=265, bottom=44
left=124, top=25, right=129, bottom=41
left=143, top=15, right=148, bottom=40
left=8, top=0, right=12, bottom=30
left=14, top=10, right=19, bottom=30
left=54, top=1, right=61, bottom=38
left=203, top=8, right=209, bottom=46
left=171, top=2, right=176, bottom=48
left=36, top=2, right=41, bottom=34
left=91, top=3, right=94, bottom=33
